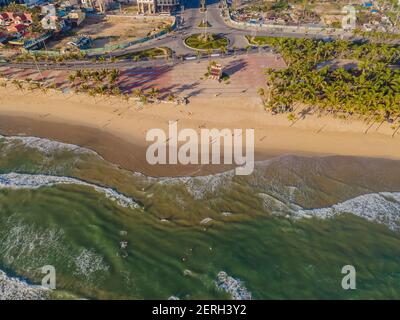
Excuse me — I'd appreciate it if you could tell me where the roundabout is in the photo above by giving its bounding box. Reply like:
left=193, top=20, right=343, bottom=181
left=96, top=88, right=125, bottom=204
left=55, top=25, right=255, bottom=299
left=184, top=33, right=229, bottom=51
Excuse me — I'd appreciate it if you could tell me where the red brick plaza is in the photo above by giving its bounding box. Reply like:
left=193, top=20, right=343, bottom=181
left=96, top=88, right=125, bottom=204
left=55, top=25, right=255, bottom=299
left=0, top=53, right=286, bottom=99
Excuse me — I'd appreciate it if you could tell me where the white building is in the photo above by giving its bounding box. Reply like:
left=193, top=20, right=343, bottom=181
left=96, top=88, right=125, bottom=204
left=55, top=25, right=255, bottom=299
left=137, top=0, right=156, bottom=14
left=80, top=0, right=114, bottom=12
left=137, top=0, right=178, bottom=14
left=62, top=0, right=80, bottom=6
left=41, top=14, right=66, bottom=31
left=68, top=9, right=86, bottom=26
left=41, top=4, right=57, bottom=16
left=157, top=0, right=177, bottom=13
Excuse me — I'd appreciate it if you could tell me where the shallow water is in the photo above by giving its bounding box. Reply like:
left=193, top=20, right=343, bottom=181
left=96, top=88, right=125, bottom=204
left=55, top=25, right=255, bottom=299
left=0, top=135, right=400, bottom=299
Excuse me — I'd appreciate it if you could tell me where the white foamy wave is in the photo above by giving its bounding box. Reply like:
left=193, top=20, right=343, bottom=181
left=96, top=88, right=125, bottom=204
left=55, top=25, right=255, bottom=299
left=0, top=173, right=140, bottom=209
left=73, top=249, right=109, bottom=279
left=0, top=216, right=66, bottom=269
left=215, top=271, right=252, bottom=300
left=0, top=270, right=49, bottom=300
left=295, top=192, right=400, bottom=231
left=258, top=192, right=302, bottom=213
left=0, top=135, right=97, bottom=156
left=159, top=170, right=235, bottom=199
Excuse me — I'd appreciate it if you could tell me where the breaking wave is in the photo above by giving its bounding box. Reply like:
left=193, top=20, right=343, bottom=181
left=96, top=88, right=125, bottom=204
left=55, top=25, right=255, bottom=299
left=73, top=249, right=110, bottom=278
left=0, top=173, right=140, bottom=209
left=215, top=271, right=252, bottom=300
left=159, top=170, right=235, bottom=199
left=0, top=269, right=49, bottom=300
left=294, top=192, right=400, bottom=231
left=0, top=135, right=97, bottom=155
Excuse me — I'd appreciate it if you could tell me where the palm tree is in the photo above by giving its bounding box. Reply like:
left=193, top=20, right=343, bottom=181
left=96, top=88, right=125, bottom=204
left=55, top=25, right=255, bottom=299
left=140, top=94, right=148, bottom=105
left=74, top=69, right=82, bottom=78
left=167, top=93, right=176, bottom=102
left=108, top=69, right=120, bottom=84
left=0, top=81, right=7, bottom=89
left=12, top=79, right=23, bottom=91
left=123, top=93, right=130, bottom=104
left=80, top=83, right=89, bottom=92
left=110, top=86, right=120, bottom=97
left=40, top=85, right=49, bottom=95
left=88, top=88, right=97, bottom=100
left=68, top=73, right=76, bottom=85
left=220, top=45, right=227, bottom=56
left=133, top=88, right=143, bottom=98
left=148, top=88, right=159, bottom=100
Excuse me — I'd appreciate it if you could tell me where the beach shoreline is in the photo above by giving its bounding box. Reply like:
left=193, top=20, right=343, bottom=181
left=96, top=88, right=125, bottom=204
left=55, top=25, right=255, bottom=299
left=0, top=87, right=399, bottom=177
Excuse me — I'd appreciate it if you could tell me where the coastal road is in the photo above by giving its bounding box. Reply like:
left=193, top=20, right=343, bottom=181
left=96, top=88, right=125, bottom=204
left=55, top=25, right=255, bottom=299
left=0, top=0, right=384, bottom=70
left=113, top=0, right=341, bottom=56
left=0, top=52, right=286, bottom=98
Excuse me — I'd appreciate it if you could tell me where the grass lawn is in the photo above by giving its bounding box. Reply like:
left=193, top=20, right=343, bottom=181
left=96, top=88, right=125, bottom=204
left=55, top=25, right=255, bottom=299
left=245, top=35, right=270, bottom=46
left=184, top=34, right=229, bottom=50
left=118, top=47, right=171, bottom=60
left=198, top=21, right=212, bottom=28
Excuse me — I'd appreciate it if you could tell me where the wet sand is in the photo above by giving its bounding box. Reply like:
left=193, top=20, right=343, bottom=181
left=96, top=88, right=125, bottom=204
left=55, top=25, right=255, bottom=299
left=0, top=115, right=238, bottom=176
left=0, top=87, right=399, bottom=177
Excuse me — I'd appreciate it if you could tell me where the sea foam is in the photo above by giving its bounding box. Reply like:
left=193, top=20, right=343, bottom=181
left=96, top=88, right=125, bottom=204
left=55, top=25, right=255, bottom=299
left=0, top=270, right=49, bottom=300
left=159, top=170, right=235, bottom=199
left=1, top=135, right=97, bottom=155
left=0, top=173, right=140, bottom=209
left=294, top=192, right=400, bottom=231
left=215, top=271, right=252, bottom=300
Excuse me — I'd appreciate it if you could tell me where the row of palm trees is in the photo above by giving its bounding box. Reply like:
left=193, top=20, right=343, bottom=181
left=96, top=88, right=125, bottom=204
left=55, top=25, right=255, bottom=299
left=260, top=37, right=400, bottom=126
left=68, top=68, right=120, bottom=86
left=353, top=28, right=400, bottom=43
left=13, top=51, right=88, bottom=64
left=67, top=69, right=179, bottom=104
left=266, top=37, right=400, bottom=67
left=0, top=78, right=55, bottom=94
left=79, top=85, right=176, bottom=105
left=0, top=69, right=179, bottom=106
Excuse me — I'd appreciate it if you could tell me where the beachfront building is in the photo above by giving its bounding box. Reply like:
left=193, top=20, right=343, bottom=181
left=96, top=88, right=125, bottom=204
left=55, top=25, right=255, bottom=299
left=0, top=12, right=32, bottom=25
left=80, top=0, right=114, bottom=12
left=41, top=14, right=66, bottom=31
left=137, top=0, right=178, bottom=14
left=68, top=9, right=86, bottom=26
left=157, top=0, right=178, bottom=13
left=6, top=23, right=26, bottom=34
left=0, top=12, right=12, bottom=25
left=41, top=4, right=57, bottom=16
left=137, top=0, right=156, bottom=14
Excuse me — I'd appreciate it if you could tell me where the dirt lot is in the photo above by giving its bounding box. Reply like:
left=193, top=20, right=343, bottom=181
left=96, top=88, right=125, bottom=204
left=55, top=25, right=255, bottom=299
left=47, top=15, right=173, bottom=50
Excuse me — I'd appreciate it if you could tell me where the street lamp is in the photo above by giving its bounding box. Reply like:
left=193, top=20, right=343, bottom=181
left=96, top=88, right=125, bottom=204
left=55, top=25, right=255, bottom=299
left=200, top=0, right=206, bottom=12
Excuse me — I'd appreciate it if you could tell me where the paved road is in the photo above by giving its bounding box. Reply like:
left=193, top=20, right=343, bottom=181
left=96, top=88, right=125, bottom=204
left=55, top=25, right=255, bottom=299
left=111, top=0, right=328, bottom=56
left=91, top=0, right=369, bottom=57
left=2, top=45, right=272, bottom=70
left=0, top=52, right=285, bottom=98
left=0, top=0, right=383, bottom=70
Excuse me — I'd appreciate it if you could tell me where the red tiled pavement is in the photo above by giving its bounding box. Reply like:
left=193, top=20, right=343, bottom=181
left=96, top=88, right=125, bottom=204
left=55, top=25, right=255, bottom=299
left=0, top=53, right=286, bottom=98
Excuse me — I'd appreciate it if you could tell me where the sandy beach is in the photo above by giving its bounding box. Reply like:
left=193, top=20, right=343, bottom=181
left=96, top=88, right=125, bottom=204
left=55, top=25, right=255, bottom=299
left=0, top=87, right=399, bottom=176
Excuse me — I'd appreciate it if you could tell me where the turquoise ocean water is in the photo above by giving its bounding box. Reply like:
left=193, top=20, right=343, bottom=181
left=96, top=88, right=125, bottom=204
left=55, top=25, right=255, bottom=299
left=0, top=135, right=400, bottom=299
